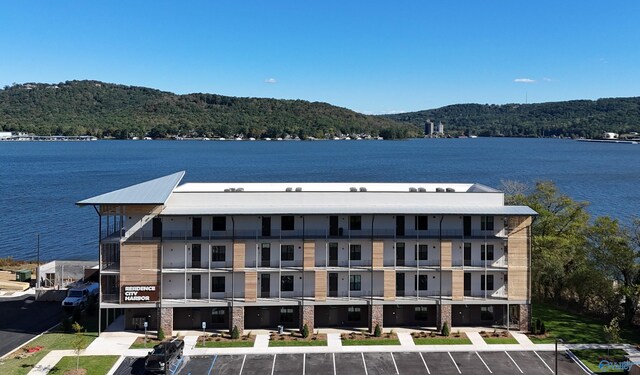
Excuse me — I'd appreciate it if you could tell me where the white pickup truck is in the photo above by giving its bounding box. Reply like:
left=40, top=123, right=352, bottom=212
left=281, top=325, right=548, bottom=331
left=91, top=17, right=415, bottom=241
left=61, top=282, right=99, bottom=308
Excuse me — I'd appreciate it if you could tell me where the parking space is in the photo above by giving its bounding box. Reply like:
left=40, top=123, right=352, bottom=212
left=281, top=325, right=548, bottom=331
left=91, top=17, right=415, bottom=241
left=112, top=350, right=588, bottom=375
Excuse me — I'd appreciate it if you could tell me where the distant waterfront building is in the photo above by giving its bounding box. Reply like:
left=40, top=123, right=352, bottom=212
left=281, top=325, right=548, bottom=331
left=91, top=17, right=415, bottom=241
left=424, top=120, right=434, bottom=136
left=603, top=132, right=619, bottom=139
left=438, top=122, right=444, bottom=135
left=0, top=131, right=12, bottom=139
left=78, top=172, right=536, bottom=334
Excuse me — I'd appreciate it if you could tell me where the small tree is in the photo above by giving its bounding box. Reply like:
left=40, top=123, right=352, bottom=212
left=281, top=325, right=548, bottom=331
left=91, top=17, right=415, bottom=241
left=71, top=322, right=85, bottom=370
left=157, top=327, right=165, bottom=341
left=603, top=317, right=621, bottom=344
left=231, top=325, right=240, bottom=339
left=373, top=324, right=382, bottom=337
left=301, top=324, right=310, bottom=338
left=441, top=322, right=450, bottom=337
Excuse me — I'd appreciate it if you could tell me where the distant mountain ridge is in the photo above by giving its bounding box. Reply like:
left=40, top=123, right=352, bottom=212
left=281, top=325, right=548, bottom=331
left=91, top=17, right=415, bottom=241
left=0, top=80, right=418, bottom=139
left=383, top=97, right=640, bottom=138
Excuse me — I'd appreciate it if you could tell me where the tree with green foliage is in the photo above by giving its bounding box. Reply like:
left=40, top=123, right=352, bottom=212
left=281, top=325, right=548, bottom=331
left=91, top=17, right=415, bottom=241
left=301, top=324, right=310, bottom=338
left=71, top=322, right=85, bottom=370
left=603, top=317, right=621, bottom=344
left=231, top=325, right=240, bottom=340
left=157, top=327, right=165, bottom=341
left=373, top=324, right=382, bottom=337
left=441, top=322, right=450, bottom=337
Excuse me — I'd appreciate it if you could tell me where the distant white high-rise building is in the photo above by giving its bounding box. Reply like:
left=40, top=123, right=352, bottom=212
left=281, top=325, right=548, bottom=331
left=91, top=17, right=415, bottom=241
left=438, top=122, right=444, bottom=135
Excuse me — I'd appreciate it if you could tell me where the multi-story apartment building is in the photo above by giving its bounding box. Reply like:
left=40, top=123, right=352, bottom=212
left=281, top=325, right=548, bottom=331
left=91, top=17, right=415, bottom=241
left=78, top=172, right=536, bottom=334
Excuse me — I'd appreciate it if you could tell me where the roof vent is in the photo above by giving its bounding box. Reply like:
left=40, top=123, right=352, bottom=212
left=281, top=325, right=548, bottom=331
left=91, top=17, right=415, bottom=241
left=236, top=188, right=244, bottom=192
left=359, top=187, right=367, bottom=192
left=409, top=187, right=417, bottom=192
left=229, top=188, right=236, bottom=192
left=286, top=187, right=293, bottom=192
left=224, top=188, right=230, bottom=192
left=418, top=187, right=426, bottom=192
left=350, top=187, right=358, bottom=192
left=446, top=188, right=456, bottom=192
left=295, top=187, right=302, bottom=192
left=436, top=187, right=445, bottom=192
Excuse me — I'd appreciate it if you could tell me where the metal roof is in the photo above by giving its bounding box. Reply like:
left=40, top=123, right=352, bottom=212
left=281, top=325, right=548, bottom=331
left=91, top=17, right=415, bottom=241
left=76, top=171, right=185, bottom=206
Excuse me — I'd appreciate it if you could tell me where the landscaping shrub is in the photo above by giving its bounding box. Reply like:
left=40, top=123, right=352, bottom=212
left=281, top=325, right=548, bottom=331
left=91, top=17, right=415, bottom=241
left=442, top=322, right=450, bottom=337
left=540, top=322, right=546, bottom=335
left=374, top=324, right=382, bottom=337
left=302, top=324, right=310, bottom=338
left=157, top=327, right=165, bottom=341
left=231, top=325, right=240, bottom=339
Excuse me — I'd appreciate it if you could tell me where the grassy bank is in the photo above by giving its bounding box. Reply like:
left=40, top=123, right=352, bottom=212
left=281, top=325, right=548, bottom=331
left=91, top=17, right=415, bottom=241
left=572, top=349, right=627, bottom=373
left=48, top=356, right=119, bottom=375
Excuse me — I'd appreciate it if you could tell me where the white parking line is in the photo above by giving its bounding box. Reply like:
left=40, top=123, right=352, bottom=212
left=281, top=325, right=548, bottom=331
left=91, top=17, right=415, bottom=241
left=505, top=352, right=523, bottom=374
left=390, top=352, right=399, bottom=375
left=362, top=352, right=369, bottom=375
left=239, top=355, right=246, bottom=375
left=419, top=352, right=431, bottom=374
left=534, top=351, right=555, bottom=374
left=448, top=352, right=461, bottom=374
left=303, top=353, right=306, bottom=375
left=271, top=354, right=277, bottom=375
left=476, top=352, right=492, bottom=373
left=332, top=353, right=336, bottom=375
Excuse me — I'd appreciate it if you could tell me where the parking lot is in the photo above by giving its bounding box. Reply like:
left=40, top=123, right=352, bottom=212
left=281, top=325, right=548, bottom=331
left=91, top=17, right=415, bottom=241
left=113, top=350, right=587, bottom=375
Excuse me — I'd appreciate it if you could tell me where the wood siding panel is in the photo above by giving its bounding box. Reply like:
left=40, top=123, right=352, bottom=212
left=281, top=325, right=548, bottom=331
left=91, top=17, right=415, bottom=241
left=451, top=270, right=463, bottom=301
left=119, top=243, right=160, bottom=288
left=383, top=270, right=395, bottom=301
left=315, top=270, right=327, bottom=301
left=507, top=216, right=532, bottom=301
left=440, top=240, right=452, bottom=268
left=244, top=271, right=257, bottom=302
left=304, top=241, right=315, bottom=270
left=233, top=242, right=245, bottom=271
left=508, top=268, right=528, bottom=300
left=372, top=241, right=384, bottom=269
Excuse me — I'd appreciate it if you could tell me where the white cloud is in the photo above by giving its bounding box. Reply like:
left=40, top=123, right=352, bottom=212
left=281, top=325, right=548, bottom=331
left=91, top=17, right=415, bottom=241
left=514, top=78, right=535, bottom=83
left=264, top=78, right=277, bottom=84
left=543, top=77, right=553, bottom=82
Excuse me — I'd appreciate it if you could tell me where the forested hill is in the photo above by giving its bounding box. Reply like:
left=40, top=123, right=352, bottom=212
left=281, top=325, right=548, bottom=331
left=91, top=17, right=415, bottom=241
left=384, top=97, right=640, bottom=138
left=0, top=80, right=418, bottom=139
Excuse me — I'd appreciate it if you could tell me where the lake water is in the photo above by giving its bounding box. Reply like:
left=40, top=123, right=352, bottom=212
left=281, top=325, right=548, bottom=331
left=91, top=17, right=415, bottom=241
left=0, top=138, right=638, bottom=261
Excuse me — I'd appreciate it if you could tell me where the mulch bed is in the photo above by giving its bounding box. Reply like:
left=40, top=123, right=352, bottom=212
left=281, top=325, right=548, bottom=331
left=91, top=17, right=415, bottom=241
left=341, top=332, right=398, bottom=340
left=200, top=333, right=254, bottom=343
left=479, top=330, right=511, bottom=338
left=269, top=333, right=327, bottom=342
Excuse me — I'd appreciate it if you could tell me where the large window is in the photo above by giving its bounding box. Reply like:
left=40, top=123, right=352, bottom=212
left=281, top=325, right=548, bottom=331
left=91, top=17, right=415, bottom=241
left=480, top=244, right=494, bottom=261
left=350, top=275, right=361, bottom=291
left=415, top=244, right=428, bottom=260
left=480, top=275, right=494, bottom=290
left=211, top=276, right=225, bottom=293
left=212, top=216, right=226, bottom=231
left=211, top=308, right=225, bottom=323
left=281, top=245, right=294, bottom=261
left=415, top=306, right=429, bottom=321
left=347, top=306, right=361, bottom=321
left=211, top=245, right=225, bottom=262
left=280, top=307, right=294, bottom=322
left=414, top=275, right=428, bottom=291
left=480, top=306, right=494, bottom=321
left=415, top=216, right=429, bottom=231
left=281, top=275, right=294, bottom=292
left=350, top=244, right=361, bottom=261
left=481, top=216, right=494, bottom=231
left=349, top=216, right=362, bottom=231
left=281, top=216, right=295, bottom=231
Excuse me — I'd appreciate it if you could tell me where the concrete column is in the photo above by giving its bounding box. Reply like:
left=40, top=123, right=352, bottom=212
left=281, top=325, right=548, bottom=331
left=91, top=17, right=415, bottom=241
left=369, top=304, right=383, bottom=333
left=437, top=304, right=452, bottom=330
left=231, top=306, right=244, bottom=335
left=300, top=305, right=314, bottom=332
left=160, top=307, right=173, bottom=336
left=519, top=304, right=531, bottom=332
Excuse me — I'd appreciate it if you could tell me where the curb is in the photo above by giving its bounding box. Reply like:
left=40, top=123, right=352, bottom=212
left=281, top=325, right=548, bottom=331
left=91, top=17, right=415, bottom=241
left=0, top=323, right=59, bottom=361
left=566, top=350, right=595, bottom=374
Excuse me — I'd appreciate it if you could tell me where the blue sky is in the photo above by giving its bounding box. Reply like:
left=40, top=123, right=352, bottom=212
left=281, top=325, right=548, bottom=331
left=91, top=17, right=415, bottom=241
left=1, top=1, right=639, bottom=113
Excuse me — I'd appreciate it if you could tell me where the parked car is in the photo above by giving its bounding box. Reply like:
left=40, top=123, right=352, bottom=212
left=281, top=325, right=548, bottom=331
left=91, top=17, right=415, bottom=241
left=144, top=339, right=184, bottom=374
left=61, top=282, right=99, bottom=308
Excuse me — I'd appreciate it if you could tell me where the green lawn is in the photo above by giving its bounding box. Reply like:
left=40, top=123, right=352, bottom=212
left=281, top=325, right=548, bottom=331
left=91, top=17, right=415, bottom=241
left=48, top=355, right=119, bottom=375
left=572, top=349, right=627, bottom=373
left=195, top=340, right=255, bottom=348
left=413, top=336, right=472, bottom=345
left=483, top=337, right=519, bottom=344
left=270, top=340, right=327, bottom=347
left=342, top=338, right=401, bottom=346
left=130, top=338, right=163, bottom=349
left=530, top=303, right=640, bottom=344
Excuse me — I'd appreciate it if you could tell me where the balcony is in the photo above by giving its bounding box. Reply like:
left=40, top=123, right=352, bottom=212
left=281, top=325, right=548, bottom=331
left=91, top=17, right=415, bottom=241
left=452, top=257, right=508, bottom=268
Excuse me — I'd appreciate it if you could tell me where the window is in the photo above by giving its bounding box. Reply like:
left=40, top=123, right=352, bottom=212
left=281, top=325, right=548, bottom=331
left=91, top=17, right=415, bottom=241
left=481, top=216, right=494, bottom=231
left=281, top=275, right=294, bottom=291
left=350, top=244, right=361, bottom=261
left=347, top=306, right=361, bottom=321
left=415, top=216, right=429, bottom=231
left=480, top=244, right=494, bottom=261
left=350, top=275, right=361, bottom=291
left=281, top=216, right=295, bottom=231
left=349, top=216, right=362, bottom=231
left=280, top=307, right=294, bottom=322
left=415, top=306, right=429, bottom=321
left=480, top=275, right=494, bottom=290
left=281, top=245, right=294, bottom=261
left=212, top=216, right=226, bottom=231
left=415, top=244, right=428, bottom=260
left=414, top=275, right=428, bottom=291
left=480, top=306, right=494, bottom=321
left=211, top=245, right=225, bottom=262
left=211, top=308, right=225, bottom=323
left=211, top=277, right=225, bottom=293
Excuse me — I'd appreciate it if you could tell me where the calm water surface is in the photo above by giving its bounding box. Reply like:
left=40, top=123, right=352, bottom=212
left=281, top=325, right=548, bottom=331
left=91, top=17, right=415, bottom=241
left=0, top=138, right=638, bottom=260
